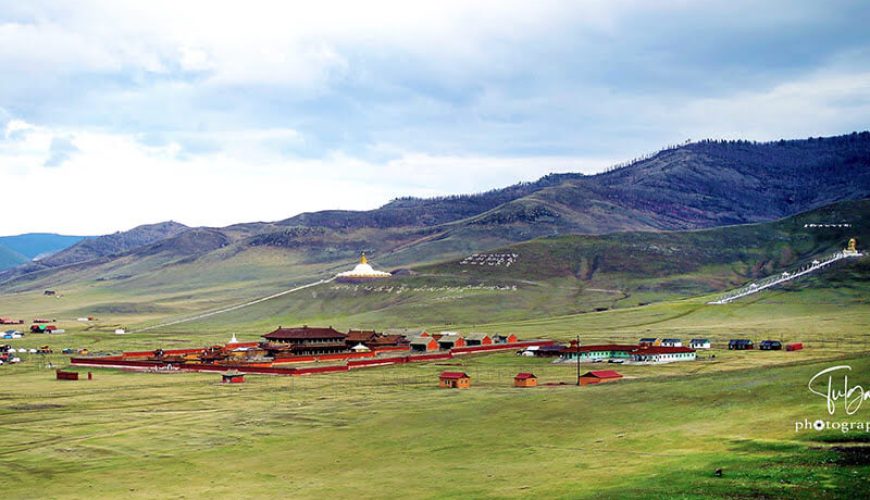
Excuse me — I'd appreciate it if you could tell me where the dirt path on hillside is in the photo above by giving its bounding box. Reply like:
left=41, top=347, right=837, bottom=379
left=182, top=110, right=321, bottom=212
left=134, top=277, right=333, bottom=333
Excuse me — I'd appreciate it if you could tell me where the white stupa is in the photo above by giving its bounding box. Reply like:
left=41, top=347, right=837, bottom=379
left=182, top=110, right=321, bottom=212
left=350, top=343, right=371, bottom=352
left=335, top=252, right=392, bottom=282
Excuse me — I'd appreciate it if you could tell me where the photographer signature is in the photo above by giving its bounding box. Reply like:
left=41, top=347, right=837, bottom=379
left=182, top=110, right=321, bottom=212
left=808, top=365, right=870, bottom=415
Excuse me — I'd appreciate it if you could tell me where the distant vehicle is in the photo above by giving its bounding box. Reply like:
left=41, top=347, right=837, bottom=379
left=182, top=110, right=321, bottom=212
left=62, top=348, right=75, bottom=354
left=37, top=346, right=52, bottom=354
left=786, top=343, right=804, bottom=352
left=728, top=339, right=754, bottom=350
left=759, top=340, right=782, bottom=351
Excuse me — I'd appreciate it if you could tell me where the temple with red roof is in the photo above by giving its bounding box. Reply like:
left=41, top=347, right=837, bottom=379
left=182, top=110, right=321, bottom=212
left=261, top=326, right=349, bottom=356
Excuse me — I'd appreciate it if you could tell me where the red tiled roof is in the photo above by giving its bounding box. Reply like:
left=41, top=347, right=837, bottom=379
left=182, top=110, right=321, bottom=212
left=346, top=330, right=378, bottom=342
left=514, top=372, right=536, bottom=380
left=440, top=371, right=470, bottom=379
left=581, top=370, right=623, bottom=379
left=369, top=335, right=406, bottom=345
left=262, top=326, right=346, bottom=341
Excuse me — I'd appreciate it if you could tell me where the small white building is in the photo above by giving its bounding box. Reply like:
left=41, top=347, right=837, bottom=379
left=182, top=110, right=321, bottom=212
left=689, top=338, right=711, bottom=349
left=114, top=328, right=126, bottom=335
left=660, top=338, right=683, bottom=347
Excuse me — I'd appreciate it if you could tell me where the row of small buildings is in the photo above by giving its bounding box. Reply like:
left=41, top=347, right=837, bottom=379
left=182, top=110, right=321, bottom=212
left=639, top=338, right=710, bottom=349
left=640, top=337, right=801, bottom=351
left=439, top=370, right=624, bottom=389
left=409, top=331, right=518, bottom=353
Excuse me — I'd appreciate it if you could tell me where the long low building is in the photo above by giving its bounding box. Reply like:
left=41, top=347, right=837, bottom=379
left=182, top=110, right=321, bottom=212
left=630, top=346, right=696, bottom=363
left=560, top=342, right=696, bottom=364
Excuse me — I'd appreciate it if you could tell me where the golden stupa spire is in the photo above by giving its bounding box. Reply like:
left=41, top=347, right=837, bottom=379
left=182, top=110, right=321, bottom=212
left=360, top=252, right=368, bottom=265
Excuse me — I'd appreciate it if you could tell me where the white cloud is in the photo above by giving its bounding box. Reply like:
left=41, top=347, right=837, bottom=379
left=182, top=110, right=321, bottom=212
left=0, top=119, right=608, bottom=235
left=671, top=69, right=870, bottom=141
left=0, top=1, right=867, bottom=234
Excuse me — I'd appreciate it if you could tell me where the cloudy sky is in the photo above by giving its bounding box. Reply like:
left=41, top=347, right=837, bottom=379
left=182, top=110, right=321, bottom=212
left=1, top=0, right=868, bottom=235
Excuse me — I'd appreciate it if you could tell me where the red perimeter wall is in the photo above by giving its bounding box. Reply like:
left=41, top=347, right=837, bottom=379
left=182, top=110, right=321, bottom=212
left=72, top=341, right=554, bottom=376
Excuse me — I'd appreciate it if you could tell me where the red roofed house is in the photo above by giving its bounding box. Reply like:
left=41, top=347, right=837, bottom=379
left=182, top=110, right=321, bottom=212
left=579, top=370, right=623, bottom=386
left=514, top=372, right=537, bottom=388
left=439, top=371, right=471, bottom=389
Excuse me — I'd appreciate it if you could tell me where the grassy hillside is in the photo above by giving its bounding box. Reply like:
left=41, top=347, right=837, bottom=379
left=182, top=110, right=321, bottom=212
left=421, top=198, right=870, bottom=293
left=0, top=200, right=865, bottom=336
left=151, top=199, right=869, bottom=334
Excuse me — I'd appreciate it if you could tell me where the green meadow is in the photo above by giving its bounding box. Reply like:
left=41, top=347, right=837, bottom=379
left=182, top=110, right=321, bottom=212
left=2, top=272, right=870, bottom=498
left=2, top=348, right=869, bottom=498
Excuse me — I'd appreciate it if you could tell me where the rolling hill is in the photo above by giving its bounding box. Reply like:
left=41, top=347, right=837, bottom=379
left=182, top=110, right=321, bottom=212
left=167, top=198, right=867, bottom=332
left=0, top=198, right=865, bottom=336
left=1, top=132, right=868, bottom=293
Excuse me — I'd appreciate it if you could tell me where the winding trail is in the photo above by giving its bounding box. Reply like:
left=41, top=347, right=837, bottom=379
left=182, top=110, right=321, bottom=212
left=135, top=277, right=333, bottom=333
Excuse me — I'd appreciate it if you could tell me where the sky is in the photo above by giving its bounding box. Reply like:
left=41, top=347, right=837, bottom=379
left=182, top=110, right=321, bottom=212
left=1, top=0, right=868, bottom=236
